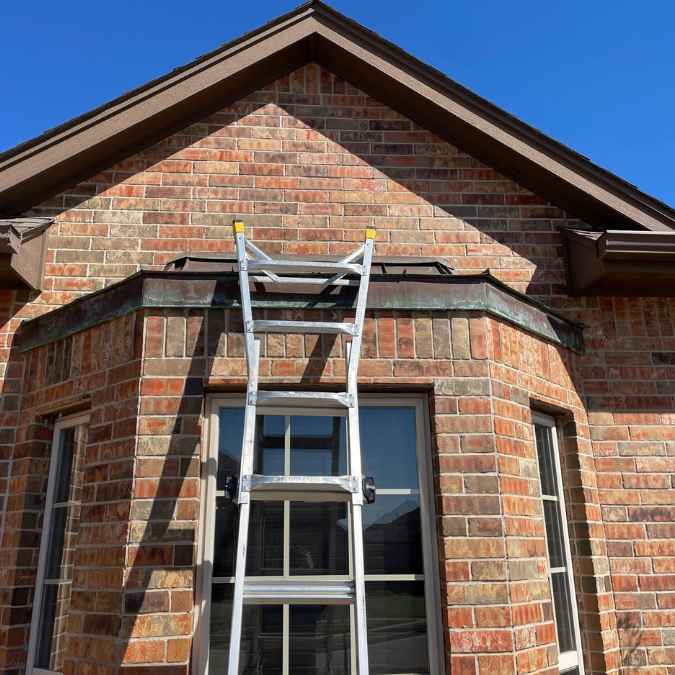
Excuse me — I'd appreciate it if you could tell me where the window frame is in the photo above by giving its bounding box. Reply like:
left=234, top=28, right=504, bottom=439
left=532, top=411, right=585, bottom=675
left=194, top=394, right=444, bottom=675
left=26, top=412, right=89, bottom=675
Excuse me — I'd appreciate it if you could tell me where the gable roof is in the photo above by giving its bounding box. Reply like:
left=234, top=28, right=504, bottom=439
left=1, top=1, right=673, bottom=231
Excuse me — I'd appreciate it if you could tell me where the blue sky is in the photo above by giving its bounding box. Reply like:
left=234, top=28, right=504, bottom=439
left=2, top=0, right=673, bottom=205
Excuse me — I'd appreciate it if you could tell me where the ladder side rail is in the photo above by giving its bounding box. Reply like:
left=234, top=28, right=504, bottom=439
left=233, top=222, right=256, bottom=370
left=345, top=342, right=370, bottom=675
left=344, top=232, right=375, bottom=675
left=227, top=338, right=261, bottom=675
left=347, top=234, right=375, bottom=393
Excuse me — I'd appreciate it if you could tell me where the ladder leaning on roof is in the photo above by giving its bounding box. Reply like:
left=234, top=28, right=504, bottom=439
left=226, top=220, right=376, bottom=675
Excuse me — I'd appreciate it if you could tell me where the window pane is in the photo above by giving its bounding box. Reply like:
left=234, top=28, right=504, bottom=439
left=551, top=571, right=576, bottom=654
left=290, top=416, right=346, bottom=476
left=35, top=583, right=70, bottom=671
left=217, top=407, right=244, bottom=489
left=209, top=584, right=283, bottom=674
left=290, top=503, right=348, bottom=575
left=44, top=506, right=68, bottom=580
left=544, top=500, right=566, bottom=569
left=364, top=495, right=423, bottom=575
left=214, top=499, right=284, bottom=578
left=290, top=605, right=351, bottom=674
left=247, top=502, right=284, bottom=576
left=361, top=407, right=419, bottom=489
left=35, top=584, right=58, bottom=668
left=535, top=424, right=558, bottom=497
left=255, top=416, right=286, bottom=476
left=366, top=581, right=429, bottom=674
left=53, top=428, right=75, bottom=503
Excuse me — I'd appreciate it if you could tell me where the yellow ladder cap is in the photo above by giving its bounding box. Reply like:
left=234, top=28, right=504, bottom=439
left=365, top=228, right=376, bottom=241
left=233, top=220, right=245, bottom=234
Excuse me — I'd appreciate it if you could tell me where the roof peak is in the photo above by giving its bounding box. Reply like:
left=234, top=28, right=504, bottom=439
left=0, top=4, right=672, bottom=230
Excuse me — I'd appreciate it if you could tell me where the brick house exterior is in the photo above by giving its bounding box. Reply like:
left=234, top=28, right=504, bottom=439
left=1, top=4, right=674, bottom=675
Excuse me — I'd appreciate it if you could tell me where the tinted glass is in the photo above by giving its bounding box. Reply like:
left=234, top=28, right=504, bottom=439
left=290, top=503, right=348, bottom=575
left=544, top=500, right=566, bottom=569
left=551, top=571, right=576, bottom=654
left=290, top=416, right=347, bottom=476
left=361, top=407, right=419, bottom=489
left=364, top=495, right=423, bottom=574
left=44, top=507, right=67, bottom=580
left=255, top=416, right=285, bottom=475
left=366, top=581, right=429, bottom=674
left=214, top=499, right=284, bottom=578
left=535, top=424, right=558, bottom=497
left=35, top=584, right=58, bottom=668
left=247, top=502, right=284, bottom=576
left=290, top=605, right=351, bottom=674
left=53, top=428, right=75, bottom=503
left=217, top=408, right=245, bottom=488
left=209, top=584, right=283, bottom=674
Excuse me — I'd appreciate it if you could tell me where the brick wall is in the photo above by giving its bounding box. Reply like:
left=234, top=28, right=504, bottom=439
left=0, top=62, right=672, bottom=673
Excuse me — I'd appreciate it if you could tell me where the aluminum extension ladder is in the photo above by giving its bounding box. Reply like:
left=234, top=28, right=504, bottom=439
left=227, top=220, right=376, bottom=675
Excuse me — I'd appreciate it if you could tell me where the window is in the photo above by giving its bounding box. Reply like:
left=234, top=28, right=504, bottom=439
left=533, top=412, right=584, bottom=675
left=26, top=414, right=88, bottom=675
left=196, top=396, right=443, bottom=675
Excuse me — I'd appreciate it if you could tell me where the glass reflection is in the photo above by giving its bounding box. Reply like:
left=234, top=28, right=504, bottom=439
left=209, top=584, right=283, bottom=674
left=290, top=605, right=351, bottom=674
left=535, top=424, right=558, bottom=497
left=290, top=416, right=346, bottom=476
left=290, top=503, right=348, bottom=575
left=551, top=572, right=576, bottom=654
left=361, top=408, right=419, bottom=489
left=217, top=408, right=244, bottom=489
left=366, top=581, right=429, bottom=674
left=364, top=495, right=423, bottom=575
left=214, top=500, right=284, bottom=578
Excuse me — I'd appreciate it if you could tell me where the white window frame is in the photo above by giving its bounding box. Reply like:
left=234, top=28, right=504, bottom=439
left=533, top=411, right=584, bottom=675
left=26, top=412, right=89, bottom=675
left=193, top=394, right=444, bottom=675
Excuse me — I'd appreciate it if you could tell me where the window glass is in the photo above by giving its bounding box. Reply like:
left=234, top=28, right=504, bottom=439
left=364, top=495, right=423, bottom=575
left=208, top=402, right=436, bottom=674
left=361, top=407, right=419, bottom=489
left=290, top=503, right=348, bottom=575
left=367, top=581, right=429, bottom=674
left=290, top=605, right=351, bottom=674
left=31, top=421, right=87, bottom=672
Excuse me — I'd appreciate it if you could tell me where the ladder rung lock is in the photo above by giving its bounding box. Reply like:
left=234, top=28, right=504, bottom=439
left=247, top=260, right=363, bottom=276
left=251, top=320, right=356, bottom=335
left=243, top=474, right=360, bottom=502
left=252, top=391, right=352, bottom=411
left=243, top=581, right=355, bottom=605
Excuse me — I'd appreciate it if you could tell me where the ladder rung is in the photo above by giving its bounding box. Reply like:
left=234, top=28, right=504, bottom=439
left=252, top=391, right=352, bottom=413
left=243, top=580, right=355, bottom=605
left=242, top=474, right=359, bottom=501
left=247, top=259, right=363, bottom=276
left=251, top=320, right=356, bottom=335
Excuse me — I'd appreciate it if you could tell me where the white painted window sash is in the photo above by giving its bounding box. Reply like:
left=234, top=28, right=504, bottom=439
left=533, top=411, right=585, bottom=675
left=26, top=413, right=89, bottom=675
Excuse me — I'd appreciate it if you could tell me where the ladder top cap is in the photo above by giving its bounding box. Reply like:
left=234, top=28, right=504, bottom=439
left=233, top=220, right=245, bottom=233
left=365, top=228, right=376, bottom=240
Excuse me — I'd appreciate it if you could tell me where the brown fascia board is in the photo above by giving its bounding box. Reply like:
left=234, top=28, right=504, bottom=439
left=0, top=0, right=673, bottom=232
left=562, top=228, right=675, bottom=295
